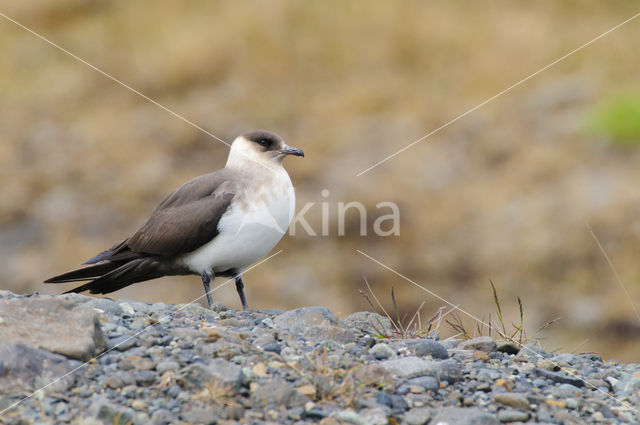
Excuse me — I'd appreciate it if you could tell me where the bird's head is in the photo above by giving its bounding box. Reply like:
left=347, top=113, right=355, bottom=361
left=226, top=130, right=304, bottom=170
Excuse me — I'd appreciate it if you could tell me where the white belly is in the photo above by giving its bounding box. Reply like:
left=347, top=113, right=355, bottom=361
left=181, top=180, right=294, bottom=275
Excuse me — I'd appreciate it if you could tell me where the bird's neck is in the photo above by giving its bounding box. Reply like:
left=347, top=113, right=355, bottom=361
left=226, top=149, right=285, bottom=176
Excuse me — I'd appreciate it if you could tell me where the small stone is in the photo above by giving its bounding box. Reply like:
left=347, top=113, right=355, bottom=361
left=473, top=351, right=490, bottom=362
left=180, top=359, right=244, bottom=390
left=226, top=404, right=245, bottom=420
left=532, top=378, right=546, bottom=388
left=555, top=383, right=580, bottom=397
left=156, top=361, right=179, bottom=373
left=532, top=368, right=585, bottom=387
left=343, top=311, right=394, bottom=336
left=134, top=370, right=157, bottom=386
left=252, top=362, right=268, bottom=378
left=498, top=409, right=530, bottom=423
left=106, top=336, right=138, bottom=352
left=407, top=376, right=439, bottom=392
left=370, top=343, right=396, bottom=360
left=545, top=399, right=566, bottom=408
left=566, top=398, right=579, bottom=409
left=201, top=326, right=224, bottom=342
left=411, top=340, right=449, bottom=360
left=273, top=307, right=338, bottom=333
left=493, top=393, right=530, bottom=411
left=302, top=325, right=355, bottom=344
left=104, top=375, right=124, bottom=389
left=335, top=409, right=362, bottom=424
left=493, top=378, right=513, bottom=391
left=250, top=379, right=310, bottom=408
left=379, top=356, right=435, bottom=379
left=430, top=359, right=463, bottom=383
left=537, top=358, right=559, bottom=371
left=458, top=336, right=497, bottom=353
left=359, top=407, right=389, bottom=425
left=263, top=342, right=282, bottom=354
left=131, top=400, right=146, bottom=410
left=95, top=404, right=135, bottom=425
left=403, top=406, right=432, bottom=425
left=440, top=338, right=461, bottom=349
left=408, top=385, right=424, bottom=394
left=119, top=303, right=136, bottom=317
left=217, top=318, right=244, bottom=327
left=514, top=344, right=552, bottom=361
left=431, top=407, right=499, bottom=425
left=297, top=384, right=316, bottom=398
left=181, top=405, right=223, bottom=424
left=129, top=355, right=154, bottom=370
left=351, top=364, right=393, bottom=387
left=121, top=385, right=138, bottom=398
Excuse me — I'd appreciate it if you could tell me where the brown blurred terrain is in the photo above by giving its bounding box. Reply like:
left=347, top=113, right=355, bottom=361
left=1, top=1, right=639, bottom=361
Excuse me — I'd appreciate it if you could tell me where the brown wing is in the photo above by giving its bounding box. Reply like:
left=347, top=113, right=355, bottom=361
left=126, top=191, right=234, bottom=257
left=84, top=169, right=243, bottom=263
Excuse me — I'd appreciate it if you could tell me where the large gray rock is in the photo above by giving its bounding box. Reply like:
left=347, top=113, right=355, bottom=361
left=343, top=311, right=394, bottom=336
left=273, top=307, right=338, bottom=333
left=61, top=293, right=124, bottom=316
left=0, top=342, right=79, bottom=395
left=0, top=297, right=106, bottom=361
left=430, top=407, right=499, bottom=425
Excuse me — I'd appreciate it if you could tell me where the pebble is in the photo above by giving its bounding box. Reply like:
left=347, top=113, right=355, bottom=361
left=343, top=311, right=394, bottom=336
left=403, top=406, right=432, bottom=425
left=497, top=408, right=530, bottom=422
left=379, top=356, right=435, bottom=379
left=533, top=367, right=585, bottom=387
left=370, top=342, right=397, bottom=360
left=493, top=392, right=530, bottom=411
left=459, top=336, right=498, bottom=353
left=411, top=339, right=449, bottom=360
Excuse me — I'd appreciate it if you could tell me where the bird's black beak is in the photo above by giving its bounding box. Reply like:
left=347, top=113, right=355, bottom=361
left=280, top=145, right=304, bottom=157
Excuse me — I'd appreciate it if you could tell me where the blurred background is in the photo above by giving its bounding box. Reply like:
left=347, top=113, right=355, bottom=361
left=1, top=1, right=639, bottom=361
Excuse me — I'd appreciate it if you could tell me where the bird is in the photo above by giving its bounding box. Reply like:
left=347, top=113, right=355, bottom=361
left=45, top=130, right=304, bottom=310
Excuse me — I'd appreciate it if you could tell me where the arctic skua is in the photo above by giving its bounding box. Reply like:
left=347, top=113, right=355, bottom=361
left=45, top=130, right=304, bottom=310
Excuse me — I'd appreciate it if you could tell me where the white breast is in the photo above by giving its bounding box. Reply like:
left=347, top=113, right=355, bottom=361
left=181, top=171, right=294, bottom=275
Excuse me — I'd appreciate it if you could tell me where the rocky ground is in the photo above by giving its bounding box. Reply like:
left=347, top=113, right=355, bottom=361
left=0, top=290, right=638, bottom=425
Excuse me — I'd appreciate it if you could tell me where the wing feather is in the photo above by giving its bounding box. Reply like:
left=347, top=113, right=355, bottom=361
left=87, top=169, right=243, bottom=261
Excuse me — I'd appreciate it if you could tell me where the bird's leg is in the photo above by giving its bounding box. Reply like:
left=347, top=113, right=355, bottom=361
left=235, top=275, right=248, bottom=311
left=201, top=271, right=214, bottom=309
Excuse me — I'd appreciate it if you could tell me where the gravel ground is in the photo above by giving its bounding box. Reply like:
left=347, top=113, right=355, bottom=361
left=0, top=290, right=638, bottom=425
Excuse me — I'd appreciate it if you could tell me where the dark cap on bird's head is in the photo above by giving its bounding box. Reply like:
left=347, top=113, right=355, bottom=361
left=240, top=130, right=304, bottom=158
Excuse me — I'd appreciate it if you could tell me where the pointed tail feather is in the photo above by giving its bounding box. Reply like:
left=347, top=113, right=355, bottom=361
left=64, top=258, right=163, bottom=295
left=44, top=261, right=125, bottom=283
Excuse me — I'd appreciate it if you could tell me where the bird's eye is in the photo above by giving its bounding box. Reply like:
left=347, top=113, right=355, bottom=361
left=258, top=139, right=271, bottom=147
